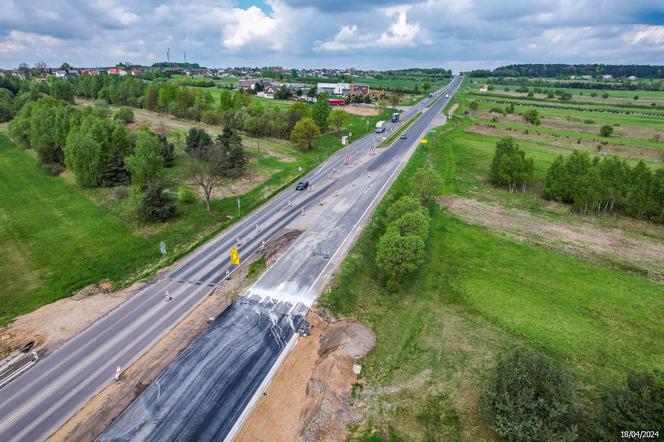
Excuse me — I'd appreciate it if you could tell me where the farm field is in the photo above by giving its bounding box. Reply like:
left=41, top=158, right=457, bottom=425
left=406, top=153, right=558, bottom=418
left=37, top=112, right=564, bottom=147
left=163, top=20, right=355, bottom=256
left=322, top=82, right=664, bottom=440
left=0, top=100, right=392, bottom=325
left=467, top=81, right=664, bottom=106
left=355, top=75, right=451, bottom=92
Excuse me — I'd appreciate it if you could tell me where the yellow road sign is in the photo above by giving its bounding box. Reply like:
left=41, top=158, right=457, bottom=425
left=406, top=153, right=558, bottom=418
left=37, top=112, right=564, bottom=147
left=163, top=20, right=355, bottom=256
left=420, top=139, right=428, bottom=144
left=230, top=246, right=240, bottom=265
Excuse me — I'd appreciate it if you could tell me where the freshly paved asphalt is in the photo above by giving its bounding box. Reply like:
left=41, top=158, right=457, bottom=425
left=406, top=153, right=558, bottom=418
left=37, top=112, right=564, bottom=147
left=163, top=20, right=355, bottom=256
left=99, top=76, right=463, bottom=442
left=0, top=78, right=460, bottom=442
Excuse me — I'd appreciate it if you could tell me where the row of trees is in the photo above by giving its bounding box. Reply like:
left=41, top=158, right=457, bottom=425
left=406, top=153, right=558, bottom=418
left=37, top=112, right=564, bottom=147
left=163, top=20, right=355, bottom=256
left=488, top=137, right=664, bottom=223
left=375, top=164, right=442, bottom=290
left=470, top=63, right=664, bottom=79
left=474, top=97, right=664, bottom=118
left=544, top=151, right=664, bottom=221
left=482, top=347, right=664, bottom=441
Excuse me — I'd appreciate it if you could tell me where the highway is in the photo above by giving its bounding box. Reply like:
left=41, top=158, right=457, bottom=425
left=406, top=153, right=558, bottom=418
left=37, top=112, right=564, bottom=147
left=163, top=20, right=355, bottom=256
left=99, top=76, right=463, bottom=442
left=0, top=76, right=461, bottom=442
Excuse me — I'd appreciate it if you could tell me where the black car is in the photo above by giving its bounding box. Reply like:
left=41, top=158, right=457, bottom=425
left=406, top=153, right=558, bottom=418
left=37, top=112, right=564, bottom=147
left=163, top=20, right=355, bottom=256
left=295, top=180, right=309, bottom=191
left=400, top=134, right=407, bottom=139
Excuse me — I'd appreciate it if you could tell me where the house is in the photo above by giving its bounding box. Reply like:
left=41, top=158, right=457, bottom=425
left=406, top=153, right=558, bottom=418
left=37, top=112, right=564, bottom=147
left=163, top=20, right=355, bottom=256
left=11, top=70, right=27, bottom=80
left=479, top=85, right=488, bottom=93
left=257, top=85, right=277, bottom=99
left=107, top=67, right=127, bottom=76
left=238, top=79, right=259, bottom=90
left=131, top=68, right=144, bottom=76
left=54, top=70, right=68, bottom=79
left=350, top=83, right=369, bottom=95
left=287, top=82, right=307, bottom=92
left=67, top=69, right=80, bottom=77
left=580, top=75, right=592, bottom=80
left=317, top=82, right=350, bottom=96
left=602, top=74, right=613, bottom=80
left=628, top=75, right=637, bottom=81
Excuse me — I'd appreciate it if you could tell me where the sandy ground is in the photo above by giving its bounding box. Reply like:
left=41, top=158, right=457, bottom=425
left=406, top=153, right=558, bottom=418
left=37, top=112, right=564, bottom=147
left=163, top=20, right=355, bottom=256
left=0, top=282, right=141, bottom=359
left=343, top=105, right=380, bottom=116
left=46, top=230, right=301, bottom=441
left=237, top=312, right=375, bottom=442
left=467, top=122, right=663, bottom=161
left=441, top=196, right=664, bottom=281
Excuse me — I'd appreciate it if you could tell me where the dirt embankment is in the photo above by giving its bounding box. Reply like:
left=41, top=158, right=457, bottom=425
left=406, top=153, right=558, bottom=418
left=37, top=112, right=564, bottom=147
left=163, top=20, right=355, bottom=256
left=441, top=196, right=664, bottom=281
left=237, top=312, right=375, bottom=442
left=343, top=105, right=380, bottom=116
left=48, top=230, right=301, bottom=441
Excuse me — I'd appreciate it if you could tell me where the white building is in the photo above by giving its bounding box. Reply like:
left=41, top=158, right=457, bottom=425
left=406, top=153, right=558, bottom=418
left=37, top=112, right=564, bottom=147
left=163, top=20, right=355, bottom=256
left=317, top=82, right=351, bottom=96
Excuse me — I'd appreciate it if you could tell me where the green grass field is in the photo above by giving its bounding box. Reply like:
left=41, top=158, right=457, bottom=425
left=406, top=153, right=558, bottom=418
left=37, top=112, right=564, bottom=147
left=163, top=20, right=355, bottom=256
left=0, top=100, right=393, bottom=325
left=356, top=76, right=451, bottom=92
left=322, top=91, right=664, bottom=439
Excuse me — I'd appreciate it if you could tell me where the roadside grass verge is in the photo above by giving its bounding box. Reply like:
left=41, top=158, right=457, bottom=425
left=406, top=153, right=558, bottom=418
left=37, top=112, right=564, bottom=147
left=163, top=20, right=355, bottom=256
left=321, top=117, right=664, bottom=440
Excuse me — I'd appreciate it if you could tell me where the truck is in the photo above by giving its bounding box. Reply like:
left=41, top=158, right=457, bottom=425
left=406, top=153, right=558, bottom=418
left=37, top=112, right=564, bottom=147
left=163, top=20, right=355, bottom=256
left=375, top=120, right=386, bottom=133
left=391, top=112, right=400, bottom=123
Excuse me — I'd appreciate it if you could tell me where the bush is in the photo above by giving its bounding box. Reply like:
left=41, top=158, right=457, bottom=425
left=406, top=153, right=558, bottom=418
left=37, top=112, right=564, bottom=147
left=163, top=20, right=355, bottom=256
left=177, top=185, right=197, bottom=204
left=386, top=196, right=426, bottom=224
left=591, top=371, right=664, bottom=441
left=601, top=92, right=609, bottom=99
left=633, top=95, right=639, bottom=100
left=590, top=92, right=598, bottom=97
left=523, top=109, right=541, bottom=125
left=599, top=125, right=614, bottom=137
left=200, top=110, right=221, bottom=125
left=40, top=162, right=64, bottom=176
left=137, top=184, right=177, bottom=222
left=583, top=119, right=595, bottom=124
left=481, top=348, right=579, bottom=442
left=113, top=107, right=134, bottom=124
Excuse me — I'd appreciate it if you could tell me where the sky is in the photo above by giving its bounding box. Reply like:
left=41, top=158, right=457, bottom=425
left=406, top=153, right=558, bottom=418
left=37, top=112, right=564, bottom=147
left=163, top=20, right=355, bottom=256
left=1, top=0, right=663, bottom=71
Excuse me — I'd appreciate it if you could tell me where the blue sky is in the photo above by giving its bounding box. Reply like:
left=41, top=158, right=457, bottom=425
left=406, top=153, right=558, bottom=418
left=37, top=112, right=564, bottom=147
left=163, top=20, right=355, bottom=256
left=1, top=0, right=663, bottom=71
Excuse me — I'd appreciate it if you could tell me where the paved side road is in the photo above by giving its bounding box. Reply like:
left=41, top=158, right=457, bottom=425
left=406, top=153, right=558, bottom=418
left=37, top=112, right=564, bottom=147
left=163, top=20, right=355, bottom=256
left=100, top=77, right=463, bottom=442
left=0, top=81, right=457, bottom=442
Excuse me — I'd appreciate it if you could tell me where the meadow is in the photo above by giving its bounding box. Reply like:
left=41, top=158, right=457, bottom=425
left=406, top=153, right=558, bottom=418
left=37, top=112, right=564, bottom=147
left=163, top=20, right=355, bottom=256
left=322, top=81, right=664, bottom=440
left=0, top=100, right=393, bottom=325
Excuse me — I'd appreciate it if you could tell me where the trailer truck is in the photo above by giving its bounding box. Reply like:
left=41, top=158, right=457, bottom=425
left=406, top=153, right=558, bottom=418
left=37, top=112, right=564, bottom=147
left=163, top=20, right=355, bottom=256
left=391, top=112, right=400, bottom=123
left=375, top=120, right=386, bottom=133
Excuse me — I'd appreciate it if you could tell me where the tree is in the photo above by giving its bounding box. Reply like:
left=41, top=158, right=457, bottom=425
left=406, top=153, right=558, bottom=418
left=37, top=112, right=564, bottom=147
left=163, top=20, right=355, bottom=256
left=376, top=226, right=426, bottom=290
left=393, top=211, right=430, bottom=240
left=469, top=101, right=479, bottom=112
left=60, top=62, right=71, bottom=70
left=186, top=143, right=227, bottom=211
left=591, top=371, right=664, bottom=441
left=626, top=161, right=653, bottom=218
left=185, top=127, right=212, bottom=155
left=410, top=166, right=442, bottom=204
left=599, top=125, right=613, bottom=137
left=522, top=109, right=541, bottom=125
left=216, top=127, right=248, bottom=178
left=481, top=348, right=579, bottom=442
left=126, top=131, right=164, bottom=189
left=312, top=92, right=331, bottom=131
left=389, top=92, right=401, bottom=107
left=290, top=117, right=320, bottom=150
left=327, top=109, right=348, bottom=132
left=137, top=184, right=176, bottom=222
left=489, top=137, right=534, bottom=192
left=422, top=82, right=432, bottom=93
left=386, top=196, right=425, bottom=224
left=543, top=155, right=569, bottom=202
left=65, top=131, right=104, bottom=187
left=157, top=134, right=176, bottom=168
left=50, top=81, right=74, bottom=103
left=287, top=101, right=309, bottom=130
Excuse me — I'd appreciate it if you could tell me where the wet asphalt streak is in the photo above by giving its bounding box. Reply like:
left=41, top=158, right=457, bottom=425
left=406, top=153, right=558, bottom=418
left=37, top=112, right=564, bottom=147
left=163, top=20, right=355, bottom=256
left=0, top=80, right=458, bottom=442
left=99, top=77, right=463, bottom=442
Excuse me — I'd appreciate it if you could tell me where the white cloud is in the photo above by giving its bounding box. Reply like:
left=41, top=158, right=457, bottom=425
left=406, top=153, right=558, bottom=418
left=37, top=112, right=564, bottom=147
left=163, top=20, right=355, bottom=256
left=222, top=5, right=280, bottom=49
left=316, top=4, right=421, bottom=51
left=0, top=30, right=63, bottom=54
left=623, top=25, right=664, bottom=48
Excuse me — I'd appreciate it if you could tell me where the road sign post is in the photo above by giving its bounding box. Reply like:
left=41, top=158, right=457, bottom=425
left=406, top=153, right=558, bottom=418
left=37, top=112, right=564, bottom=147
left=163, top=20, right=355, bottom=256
left=160, top=241, right=166, bottom=259
left=237, top=196, right=240, bottom=219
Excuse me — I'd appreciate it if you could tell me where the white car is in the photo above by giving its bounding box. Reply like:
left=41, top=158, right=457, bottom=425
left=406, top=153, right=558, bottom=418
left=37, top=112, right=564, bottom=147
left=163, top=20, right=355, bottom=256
left=445, top=94, right=450, bottom=98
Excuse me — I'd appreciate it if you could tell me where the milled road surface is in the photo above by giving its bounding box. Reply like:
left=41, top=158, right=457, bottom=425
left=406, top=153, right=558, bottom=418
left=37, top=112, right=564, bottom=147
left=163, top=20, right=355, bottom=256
left=0, top=78, right=460, bottom=442
left=99, top=77, right=463, bottom=442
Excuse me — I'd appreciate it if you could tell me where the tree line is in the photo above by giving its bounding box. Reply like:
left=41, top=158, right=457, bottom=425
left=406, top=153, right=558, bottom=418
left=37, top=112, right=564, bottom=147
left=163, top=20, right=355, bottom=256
left=489, top=137, right=664, bottom=223
left=483, top=76, right=664, bottom=92
left=469, top=64, right=664, bottom=79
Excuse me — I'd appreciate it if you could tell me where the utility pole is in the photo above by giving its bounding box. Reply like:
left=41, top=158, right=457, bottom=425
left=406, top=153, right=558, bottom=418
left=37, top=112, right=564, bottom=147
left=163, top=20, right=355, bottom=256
left=167, top=48, right=170, bottom=63
left=184, top=51, right=187, bottom=64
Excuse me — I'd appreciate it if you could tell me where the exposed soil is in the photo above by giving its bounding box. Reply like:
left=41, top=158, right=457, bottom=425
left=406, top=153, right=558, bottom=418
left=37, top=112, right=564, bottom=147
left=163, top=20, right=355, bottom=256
left=237, top=311, right=376, bottom=442
left=344, top=105, right=380, bottom=116
left=441, top=196, right=664, bottom=281
left=0, top=281, right=138, bottom=359
left=49, top=230, right=301, bottom=441
left=467, top=123, right=663, bottom=161
left=449, top=103, right=460, bottom=116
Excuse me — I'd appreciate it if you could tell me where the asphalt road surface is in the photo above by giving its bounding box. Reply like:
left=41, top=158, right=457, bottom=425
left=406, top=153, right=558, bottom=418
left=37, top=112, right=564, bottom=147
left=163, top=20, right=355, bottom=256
left=0, top=77, right=461, bottom=442
left=99, top=76, right=463, bottom=442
